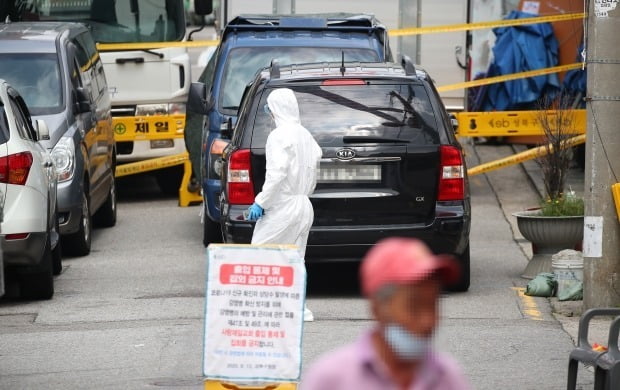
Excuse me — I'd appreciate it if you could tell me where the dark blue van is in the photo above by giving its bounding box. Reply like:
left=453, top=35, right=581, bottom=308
left=185, top=14, right=393, bottom=246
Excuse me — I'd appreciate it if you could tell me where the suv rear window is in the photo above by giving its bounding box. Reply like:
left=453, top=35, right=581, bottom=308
left=220, top=47, right=379, bottom=113
left=250, top=83, right=440, bottom=147
left=0, top=53, right=63, bottom=116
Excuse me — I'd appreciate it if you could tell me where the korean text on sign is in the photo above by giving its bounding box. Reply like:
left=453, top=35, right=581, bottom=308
left=203, top=245, right=306, bottom=384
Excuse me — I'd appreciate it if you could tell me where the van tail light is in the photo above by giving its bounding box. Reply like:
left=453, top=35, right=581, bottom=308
left=0, top=152, right=33, bottom=185
left=438, top=145, right=464, bottom=201
left=227, top=149, right=255, bottom=205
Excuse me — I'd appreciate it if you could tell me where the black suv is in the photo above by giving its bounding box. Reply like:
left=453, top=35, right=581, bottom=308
left=214, top=57, right=471, bottom=291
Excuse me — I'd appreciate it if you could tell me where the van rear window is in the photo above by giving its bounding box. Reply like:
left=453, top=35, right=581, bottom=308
left=251, top=84, right=440, bottom=147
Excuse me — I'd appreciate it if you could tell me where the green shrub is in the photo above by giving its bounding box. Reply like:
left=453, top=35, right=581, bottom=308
left=540, top=193, right=584, bottom=216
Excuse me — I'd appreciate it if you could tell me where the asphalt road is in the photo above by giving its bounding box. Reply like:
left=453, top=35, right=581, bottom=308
left=0, top=143, right=595, bottom=389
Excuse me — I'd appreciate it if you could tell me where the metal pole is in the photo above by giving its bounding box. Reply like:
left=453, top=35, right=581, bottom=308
left=583, top=0, right=620, bottom=309
left=398, top=0, right=420, bottom=62
left=273, top=0, right=293, bottom=14
left=416, top=0, right=422, bottom=64
left=398, top=0, right=403, bottom=59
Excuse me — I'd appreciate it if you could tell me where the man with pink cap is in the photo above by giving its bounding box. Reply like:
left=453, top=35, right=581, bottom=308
left=301, top=237, right=470, bottom=390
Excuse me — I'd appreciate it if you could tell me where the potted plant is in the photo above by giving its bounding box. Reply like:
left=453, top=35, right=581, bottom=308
left=513, top=92, right=585, bottom=279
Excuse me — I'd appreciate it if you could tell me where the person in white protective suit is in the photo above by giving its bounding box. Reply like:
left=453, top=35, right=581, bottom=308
left=246, top=88, right=322, bottom=322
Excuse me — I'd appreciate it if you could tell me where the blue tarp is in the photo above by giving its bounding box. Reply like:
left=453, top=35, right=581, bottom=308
left=471, top=11, right=561, bottom=111
left=562, top=44, right=587, bottom=107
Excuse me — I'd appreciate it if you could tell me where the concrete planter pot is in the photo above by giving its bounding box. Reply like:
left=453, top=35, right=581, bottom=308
left=513, top=210, right=584, bottom=279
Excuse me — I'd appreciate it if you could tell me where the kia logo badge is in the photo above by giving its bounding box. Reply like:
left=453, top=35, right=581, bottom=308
left=336, top=148, right=356, bottom=160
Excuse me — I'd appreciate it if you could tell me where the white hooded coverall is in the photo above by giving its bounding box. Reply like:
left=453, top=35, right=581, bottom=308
left=251, top=88, right=323, bottom=259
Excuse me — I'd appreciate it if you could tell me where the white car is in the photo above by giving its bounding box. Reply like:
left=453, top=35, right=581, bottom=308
left=0, top=79, right=60, bottom=300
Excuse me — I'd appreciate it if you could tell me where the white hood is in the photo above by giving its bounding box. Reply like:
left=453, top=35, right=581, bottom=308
left=267, top=88, right=301, bottom=128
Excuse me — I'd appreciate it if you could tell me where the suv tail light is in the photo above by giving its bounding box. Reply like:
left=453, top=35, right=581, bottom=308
left=228, top=149, right=255, bottom=205
left=438, top=145, right=464, bottom=201
left=0, top=152, right=33, bottom=185
left=6, top=233, right=29, bottom=240
left=321, top=79, right=366, bottom=86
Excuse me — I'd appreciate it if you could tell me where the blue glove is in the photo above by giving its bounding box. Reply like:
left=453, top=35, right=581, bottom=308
left=247, top=203, right=264, bottom=221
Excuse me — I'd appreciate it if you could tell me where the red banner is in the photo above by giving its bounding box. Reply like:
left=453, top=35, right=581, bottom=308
left=219, top=264, right=294, bottom=287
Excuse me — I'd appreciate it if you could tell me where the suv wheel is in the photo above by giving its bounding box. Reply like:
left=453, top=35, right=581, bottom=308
left=94, top=177, right=117, bottom=228
left=63, top=189, right=92, bottom=256
left=448, top=245, right=471, bottom=292
left=20, top=237, right=54, bottom=300
left=203, top=202, right=222, bottom=247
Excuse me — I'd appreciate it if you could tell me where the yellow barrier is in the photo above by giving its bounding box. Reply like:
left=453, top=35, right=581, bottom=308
left=179, top=158, right=204, bottom=207
left=456, top=109, right=586, bottom=137
left=115, top=153, right=189, bottom=177
left=113, top=115, right=185, bottom=142
left=389, top=12, right=586, bottom=36
left=204, top=381, right=296, bottom=390
left=115, top=152, right=203, bottom=207
left=438, top=63, right=584, bottom=92
left=467, top=134, right=586, bottom=176
left=97, top=40, right=220, bottom=51
left=612, top=183, right=620, bottom=223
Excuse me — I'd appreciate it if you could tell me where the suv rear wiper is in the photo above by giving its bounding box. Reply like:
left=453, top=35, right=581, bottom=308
left=343, top=135, right=409, bottom=144
left=389, top=90, right=416, bottom=114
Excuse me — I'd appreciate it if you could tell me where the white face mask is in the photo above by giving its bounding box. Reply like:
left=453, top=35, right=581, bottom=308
left=383, top=323, right=431, bottom=361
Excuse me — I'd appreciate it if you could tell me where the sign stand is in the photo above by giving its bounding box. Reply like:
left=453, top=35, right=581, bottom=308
left=204, top=380, right=297, bottom=389
left=203, top=245, right=306, bottom=390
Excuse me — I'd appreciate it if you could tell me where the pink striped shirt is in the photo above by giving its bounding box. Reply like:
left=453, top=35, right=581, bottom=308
left=301, top=329, right=470, bottom=390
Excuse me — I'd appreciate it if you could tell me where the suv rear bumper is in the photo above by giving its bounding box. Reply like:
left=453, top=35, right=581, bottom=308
left=222, top=204, right=470, bottom=262
left=2, top=232, right=46, bottom=266
left=203, top=177, right=222, bottom=222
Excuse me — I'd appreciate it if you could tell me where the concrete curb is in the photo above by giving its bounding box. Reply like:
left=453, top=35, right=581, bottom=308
left=496, top=145, right=611, bottom=352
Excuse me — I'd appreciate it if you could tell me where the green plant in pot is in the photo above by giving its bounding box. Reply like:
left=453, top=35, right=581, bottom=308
left=514, top=92, right=585, bottom=279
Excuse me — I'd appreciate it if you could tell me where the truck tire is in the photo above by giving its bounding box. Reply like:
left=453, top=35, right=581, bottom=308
left=63, top=189, right=92, bottom=256
left=203, top=202, right=222, bottom=247
left=20, top=237, right=54, bottom=300
left=156, top=165, right=184, bottom=196
left=94, top=177, right=117, bottom=228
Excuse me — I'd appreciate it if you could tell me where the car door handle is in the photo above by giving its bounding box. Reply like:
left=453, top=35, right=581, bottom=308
left=116, top=57, right=145, bottom=64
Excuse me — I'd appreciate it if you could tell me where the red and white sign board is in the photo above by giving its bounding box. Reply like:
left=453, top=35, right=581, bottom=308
left=203, top=244, right=306, bottom=384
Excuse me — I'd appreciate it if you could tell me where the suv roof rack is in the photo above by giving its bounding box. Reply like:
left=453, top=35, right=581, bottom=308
left=270, top=59, right=281, bottom=79
left=263, top=61, right=420, bottom=82
left=401, top=55, right=417, bottom=76
left=225, top=13, right=386, bottom=33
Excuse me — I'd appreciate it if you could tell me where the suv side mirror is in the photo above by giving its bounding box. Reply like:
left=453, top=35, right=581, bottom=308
left=187, top=82, right=209, bottom=114
left=449, top=113, right=459, bottom=133
left=33, top=119, right=50, bottom=141
left=194, top=0, right=213, bottom=15
left=74, top=87, right=92, bottom=114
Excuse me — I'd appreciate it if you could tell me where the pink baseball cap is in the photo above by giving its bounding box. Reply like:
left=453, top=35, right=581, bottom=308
left=360, top=238, right=461, bottom=296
